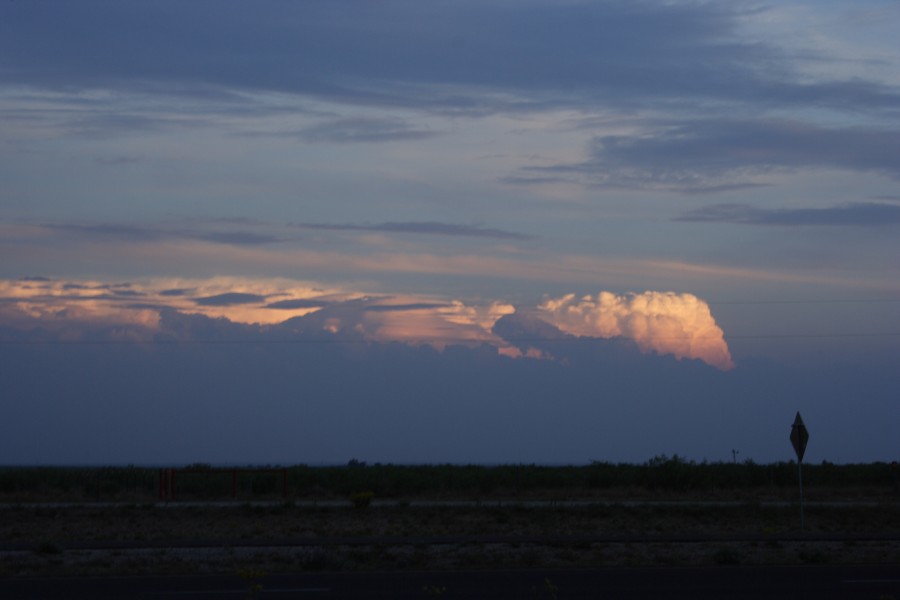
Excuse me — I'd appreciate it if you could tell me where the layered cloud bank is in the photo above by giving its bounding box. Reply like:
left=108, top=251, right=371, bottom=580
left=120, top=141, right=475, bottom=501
left=538, top=292, right=734, bottom=371
left=0, top=278, right=732, bottom=370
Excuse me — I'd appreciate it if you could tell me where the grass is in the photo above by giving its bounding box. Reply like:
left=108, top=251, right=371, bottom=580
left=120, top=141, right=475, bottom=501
left=1, top=459, right=898, bottom=503
left=0, top=460, right=897, bottom=576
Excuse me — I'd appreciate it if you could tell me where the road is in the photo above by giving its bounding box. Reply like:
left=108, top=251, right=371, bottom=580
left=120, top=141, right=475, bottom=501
left=2, top=565, right=899, bottom=599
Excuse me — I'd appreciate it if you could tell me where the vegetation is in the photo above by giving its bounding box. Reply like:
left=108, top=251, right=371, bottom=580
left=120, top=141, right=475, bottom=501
left=0, top=460, right=897, bottom=575
left=0, top=457, right=896, bottom=503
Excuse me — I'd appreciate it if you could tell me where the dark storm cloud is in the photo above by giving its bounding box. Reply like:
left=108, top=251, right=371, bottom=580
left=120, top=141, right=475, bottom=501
left=523, top=119, right=900, bottom=192
left=677, top=202, right=900, bottom=227
left=3, top=306, right=897, bottom=463
left=295, top=221, right=532, bottom=240
left=193, top=293, right=267, bottom=307
left=3, top=1, right=898, bottom=115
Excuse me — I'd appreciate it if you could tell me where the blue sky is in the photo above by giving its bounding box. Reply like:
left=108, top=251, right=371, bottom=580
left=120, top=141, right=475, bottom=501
left=1, top=1, right=898, bottom=465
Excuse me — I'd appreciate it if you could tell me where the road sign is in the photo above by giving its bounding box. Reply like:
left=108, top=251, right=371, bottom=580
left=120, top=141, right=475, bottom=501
left=790, top=412, right=809, bottom=463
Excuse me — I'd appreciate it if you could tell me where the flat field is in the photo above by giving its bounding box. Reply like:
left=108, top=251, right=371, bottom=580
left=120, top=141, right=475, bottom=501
left=1, top=461, right=898, bottom=575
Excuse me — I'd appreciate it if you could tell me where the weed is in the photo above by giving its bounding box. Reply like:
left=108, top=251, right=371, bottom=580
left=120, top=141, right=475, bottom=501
left=236, top=567, right=267, bottom=599
left=350, top=491, right=375, bottom=509
left=422, top=584, right=447, bottom=596
left=532, top=578, right=558, bottom=600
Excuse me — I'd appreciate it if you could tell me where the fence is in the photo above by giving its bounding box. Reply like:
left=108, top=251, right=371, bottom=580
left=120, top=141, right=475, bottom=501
left=158, top=467, right=288, bottom=501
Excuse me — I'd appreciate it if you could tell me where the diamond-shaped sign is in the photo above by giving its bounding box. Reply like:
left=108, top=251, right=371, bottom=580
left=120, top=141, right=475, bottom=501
left=790, top=412, right=809, bottom=462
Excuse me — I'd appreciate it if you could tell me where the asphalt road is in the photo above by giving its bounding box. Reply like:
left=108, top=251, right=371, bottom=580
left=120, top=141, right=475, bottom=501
left=2, top=565, right=899, bottom=599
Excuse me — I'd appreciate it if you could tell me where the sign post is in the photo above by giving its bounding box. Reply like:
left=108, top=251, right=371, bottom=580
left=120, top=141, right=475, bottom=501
left=790, top=412, right=809, bottom=530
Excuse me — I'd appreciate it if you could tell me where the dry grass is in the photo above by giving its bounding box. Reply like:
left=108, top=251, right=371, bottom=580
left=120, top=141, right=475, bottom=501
left=1, top=501, right=898, bottom=576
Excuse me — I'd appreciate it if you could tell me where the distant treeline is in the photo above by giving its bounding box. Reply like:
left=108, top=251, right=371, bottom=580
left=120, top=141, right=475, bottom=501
left=0, top=456, right=897, bottom=502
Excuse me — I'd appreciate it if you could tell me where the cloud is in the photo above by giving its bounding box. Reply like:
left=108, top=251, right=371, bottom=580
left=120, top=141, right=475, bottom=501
left=3, top=2, right=897, bottom=117
left=265, top=299, right=330, bottom=310
left=294, top=221, right=533, bottom=240
left=199, top=232, right=282, bottom=246
left=43, top=222, right=286, bottom=246
left=271, top=298, right=517, bottom=350
left=3, top=309, right=897, bottom=464
left=0, top=277, right=345, bottom=328
left=0, top=277, right=734, bottom=369
left=537, top=291, right=734, bottom=370
left=522, top=119, right=900, bottom=193
left=36, top=219, right=530, bottom=251
left=362, top=303, right=450, bottom=312
left=297, top=117, right=439, bottom=143
left=194, top=293, right=267, bottom=306
left=676, top=202, right=900, bottom=227
left=159, top=288, right=190, bottom=297
left=8, top=221, right=894, bottom=292
left=869, top=195, right=900, bottom=204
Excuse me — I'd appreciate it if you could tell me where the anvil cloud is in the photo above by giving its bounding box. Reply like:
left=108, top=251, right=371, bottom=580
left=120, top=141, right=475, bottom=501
left=0, top=277, right=732, bottom=369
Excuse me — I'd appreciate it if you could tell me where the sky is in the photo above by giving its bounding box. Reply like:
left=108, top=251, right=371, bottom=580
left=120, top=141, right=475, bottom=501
left=1, top=0, right=898, bottom=466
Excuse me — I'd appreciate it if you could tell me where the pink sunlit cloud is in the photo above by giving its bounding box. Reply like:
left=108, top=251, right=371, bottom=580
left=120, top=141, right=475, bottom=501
left=538, top=291, right=735, bottom=370
left=0, top=278, right=734, bottom=369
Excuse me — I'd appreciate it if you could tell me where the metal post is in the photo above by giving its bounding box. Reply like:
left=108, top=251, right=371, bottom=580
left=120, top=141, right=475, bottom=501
left=798, top=461, right=805, bottom=531
left=790, top=412, right=809, bottom=532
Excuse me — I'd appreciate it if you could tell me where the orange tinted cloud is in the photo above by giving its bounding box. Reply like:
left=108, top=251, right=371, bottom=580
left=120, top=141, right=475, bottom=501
left=0, top=277, right=345, bottom=327
left=0, top=278, right=516, bottom=350
left=538, top=291, right=734, bottom=370
left=360, top=300, right=516, bottom=348
left=0, top=278, right=733, bottom=369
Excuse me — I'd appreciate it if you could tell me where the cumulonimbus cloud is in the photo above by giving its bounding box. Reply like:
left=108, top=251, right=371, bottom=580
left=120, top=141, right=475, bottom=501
left=538, top=291, right=734, bottom=370
left=0, top=278, right=733, bottom=369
